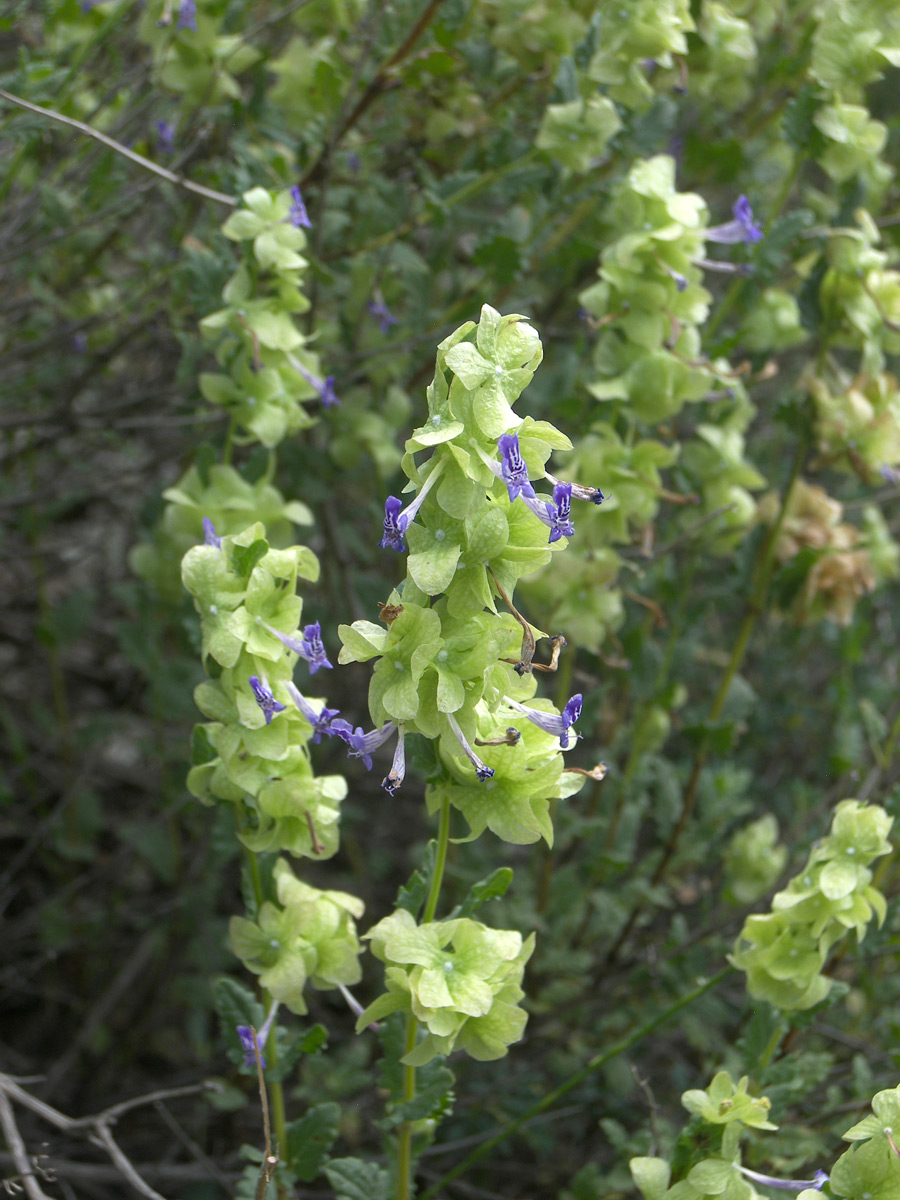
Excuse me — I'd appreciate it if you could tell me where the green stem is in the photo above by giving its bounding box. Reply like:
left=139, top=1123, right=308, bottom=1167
left=418, top=967, right=733, bottom=1200
left=396, top=1014, right=419, bottom=1200
left=397, top=794, right=452, bottom=1200
left=755, top=1018, right=788, bottom=1074
left=244, top=849, right=289, bottom=1174
left=423, top=795, right=451, bottom=924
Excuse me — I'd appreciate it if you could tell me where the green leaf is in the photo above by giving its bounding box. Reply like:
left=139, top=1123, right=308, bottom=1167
left=450, top=867, right=514, bottom=919
left=324, top=1158, right=390, bottom=1200
left=630, top=1157, right=671, bottom=1200
left=231, top=538, right=269, bottom=579
left=285, top=1102, right=340, bottom=1181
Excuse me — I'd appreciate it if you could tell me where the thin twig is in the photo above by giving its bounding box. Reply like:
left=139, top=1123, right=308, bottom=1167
left=0, top=1089, right=53, bottom=1200
left=90, top=1125, right=167, bottom=1200
left=0, top=88, right=236, bottom=207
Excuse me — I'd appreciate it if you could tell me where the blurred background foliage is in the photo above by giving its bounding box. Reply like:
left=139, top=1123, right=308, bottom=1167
left=3, top=0, right=900, bottom=1197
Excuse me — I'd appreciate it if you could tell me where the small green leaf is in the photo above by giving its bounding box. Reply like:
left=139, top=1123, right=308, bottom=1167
left=324, top=1158, right=390, bottom=1200
left=286, top=1102, right=340, bottom=1181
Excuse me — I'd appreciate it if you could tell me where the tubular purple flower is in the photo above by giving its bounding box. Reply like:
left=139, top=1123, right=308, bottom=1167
left=382, top=726, right=406, bottom=795
left=693, top=258, right=753, bottom=276
left=544, top=472, right=604, bottom=505
left=331, top=719, right=398, bottom=771
left=736, top=1166, right=828, bottom=1192
left=177, top=0, right=197, bottom=32
left=522, top=482, right=575, bottom=543
left=367, top=296, right=397, bottom=333
left=287, top=355, right=340, bottom=407
left=289, top=185, right=311, bottom=229
left=156, top=120, right=175, bottom=155
left=497, top=433, right=536, bottom=501
left=504, top=692, right=582, bottom=749
left=265, top=621, right=332, bottom=673
left=880, top=464, right=900, bottom=484
left=446, top=713, right=495, bottom=781
left=202, top=517, right=222, bottom=548
left=249, top=676, right=287, bottom=725
left=378, top=460, right=445, bottom=552
left=237, top=1000, right=279, bottom=1070
left=284, top=682, right=339, bottom=743
left=706, top=195, right=763, bottom=244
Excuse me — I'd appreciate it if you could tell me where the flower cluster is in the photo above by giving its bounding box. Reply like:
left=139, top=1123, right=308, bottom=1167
left=730, top=800, right=892, bottom=1011
left=340, top=306, right=590, bottom=842
left=356, top=910, right=534, bottom=1064
left=199, top=186, right=341, bottom=447
left=230, top=858, right=364, bottom=1014
left=182, top=521, right=350, bottom=863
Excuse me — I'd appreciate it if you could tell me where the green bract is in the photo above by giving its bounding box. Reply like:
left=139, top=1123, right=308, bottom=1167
left=730, top=800, right=891, bottom=1010
left=357, top=910, right=534, bottom=1064
left=230, top=858, right=364, bottom=1014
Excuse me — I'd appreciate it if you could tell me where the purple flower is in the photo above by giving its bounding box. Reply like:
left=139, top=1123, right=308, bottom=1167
left=237, top=1026, right=261, bottom=1070
left=347, top=152, right=361, bottom=174
left=524, top=482, right=575, bottom=543
left=265, top=621, right=332, bottom=673
left=879, top=464, right=900, bottom=484
left=202, top=517, right=222, bottom=548
left=378, top=462, right=445, bottom=552
left=737, top=1166, right=828, bottom=1193
left=237, top=1001, right=279, bottom=1071
left=367, top=297, right=397, bottom=333
left=289, top=185, right=311, bottom=230
left=380, top=496, right=408, bottom=552
left=504, top=693, right=582, bottom=749
left=706, top=194, right=763, bottom=244
left=287, top=355, right=340, bottom=407
left=544, top=472, right=604, bottom=505
left=331, top=719, right=398, bottom=771
left=177, top=0, right=197, bottom=32
left=284, top=682, right=339, bottom=743
left=249, top=676, right=287, bottom=725
left=382, top=726, right=406, bottom=795
left=497, top=433, right=536, bottom=501
left=72, top=332, right=88, bottom=353
left=156, top=120, right=175, bottom=155
left=446, top=713, right=494, bottom=781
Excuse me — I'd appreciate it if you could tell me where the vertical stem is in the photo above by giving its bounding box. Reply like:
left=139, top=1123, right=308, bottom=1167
left=396, top=1014, right=419, bottom=1200
left=397, top=794, right=452, bottom=1200
left=244, top=848, right=289, bottom=1182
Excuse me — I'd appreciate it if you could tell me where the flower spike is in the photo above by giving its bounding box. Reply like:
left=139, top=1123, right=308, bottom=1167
left=249, top=676, right=287, bottom=725
left=331, top=719, right=398, bottom=771
left=284, top=682, right=340, bottom=743
left=382, top=726, right=406, bottom=795
left=446, top=713, right=495, bottom=781
left=706, top=195, right=763, bottom=244
left=504, top=693, right=582, bottom=749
